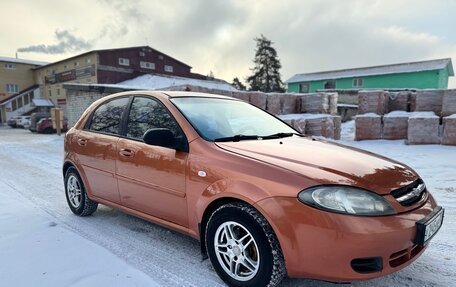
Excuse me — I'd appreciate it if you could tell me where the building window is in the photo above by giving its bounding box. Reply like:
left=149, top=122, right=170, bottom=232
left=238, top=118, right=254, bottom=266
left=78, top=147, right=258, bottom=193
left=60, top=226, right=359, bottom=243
left=4, top=63, right=16, bottom=69
left=48, top=90, right=52, bottom=98
left=86, top=58, right=91, bottom=64
left=164, top=65, right=173, bottom=72
left=119, top=58, right=130, bottom=66
left=64, top=64, right=68, bottom=69
left=353, top=78, right=363, bottom=87
left=140, top=61, right=155, bottom=70
left=139, top=51, right=145, bottom=57
left=299, top=83, right=309, bottom=93
left=6, top=84, right=18, bottom=93
left=324, top=80, right=336, bottom=89
left=158, top=55, right=164, bottom=60
left=74, top=61, right=79, bottom=67
left=57, top=89, right=60, bottom=96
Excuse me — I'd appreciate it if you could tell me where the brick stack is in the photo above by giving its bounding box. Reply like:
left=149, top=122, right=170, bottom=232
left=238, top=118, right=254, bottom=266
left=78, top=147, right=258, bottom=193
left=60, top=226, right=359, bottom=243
left=382, top=111, right=410, bottom=140
left=415, top=90, right=443, bottom=115
left=278, top=114, right=340, bottom=139
left=280, top=94, right=299, bottom=115
left=442, top=89, right=456, bottom=117
left=231, top=91, right=250, bottom=102
left=300, top=93, right=330, bottom=114
left=358, top=90, right=388, bottom=115
left=442, top=115, right=456, bottom=145
left=328, top=92, right=339, bottom=115
left=333, top=115, right=342, bottom=140
left=355, top=113, right=382, bottom=140
left=387, top=91, right=410, bottom=112
left=407, top=112, right=440, bottom=144
left=249, top=92, right=267, bottom=110
left=266, top=93, right=282, bottom=115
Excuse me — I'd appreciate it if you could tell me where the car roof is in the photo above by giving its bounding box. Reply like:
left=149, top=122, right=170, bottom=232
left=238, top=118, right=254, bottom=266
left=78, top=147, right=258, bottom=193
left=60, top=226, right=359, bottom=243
left=160, top=91, right=235, bottom=100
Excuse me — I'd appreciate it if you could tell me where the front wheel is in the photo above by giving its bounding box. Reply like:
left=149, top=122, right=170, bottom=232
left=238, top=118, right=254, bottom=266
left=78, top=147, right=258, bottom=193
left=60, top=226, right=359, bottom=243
left=64, top=167, right=98, bottom=216
left=206, top=203, right=286, bottom=287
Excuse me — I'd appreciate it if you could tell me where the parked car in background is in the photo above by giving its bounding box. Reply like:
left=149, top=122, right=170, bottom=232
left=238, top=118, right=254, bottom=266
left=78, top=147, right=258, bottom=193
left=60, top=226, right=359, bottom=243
left=7, top=116, right=20, bottom=128
left=63, top=91, right=444, bottom=287
left=36, top=117, right=68, bottom=134
left=29, top=113, right=51, bottom=132
left=16, top=116, right=31, bottom=129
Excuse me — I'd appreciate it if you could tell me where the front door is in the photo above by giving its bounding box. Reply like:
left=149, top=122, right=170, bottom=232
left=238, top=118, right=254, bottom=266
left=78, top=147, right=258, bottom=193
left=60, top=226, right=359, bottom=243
left=116, top=96, right=188, bottom=227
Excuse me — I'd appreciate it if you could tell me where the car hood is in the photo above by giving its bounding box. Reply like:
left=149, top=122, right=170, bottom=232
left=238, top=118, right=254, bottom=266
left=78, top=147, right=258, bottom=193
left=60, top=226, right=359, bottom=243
left=215, top=136, right=418, bottom=195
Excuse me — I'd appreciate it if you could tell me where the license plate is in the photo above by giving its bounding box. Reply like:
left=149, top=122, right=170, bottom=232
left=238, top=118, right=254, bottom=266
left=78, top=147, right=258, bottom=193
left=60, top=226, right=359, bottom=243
left=415, top=206, right=444, bottom=246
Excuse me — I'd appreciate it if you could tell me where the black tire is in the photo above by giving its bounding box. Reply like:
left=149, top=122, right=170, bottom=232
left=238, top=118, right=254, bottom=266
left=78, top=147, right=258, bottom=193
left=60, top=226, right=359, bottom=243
left=64, top=167, right=98, bottom=216
left=206, top=203, right=286, bottom=287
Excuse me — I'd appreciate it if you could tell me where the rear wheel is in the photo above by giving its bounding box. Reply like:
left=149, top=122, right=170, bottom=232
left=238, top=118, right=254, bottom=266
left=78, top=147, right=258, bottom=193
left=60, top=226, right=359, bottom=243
left=206, top=203, right=286, bottom=287
left=64, top=167, right=98, bottom=216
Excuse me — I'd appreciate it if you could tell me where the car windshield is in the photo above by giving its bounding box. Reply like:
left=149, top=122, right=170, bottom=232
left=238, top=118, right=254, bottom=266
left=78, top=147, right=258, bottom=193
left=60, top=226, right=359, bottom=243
left=171, top=97, right=297, bottom=141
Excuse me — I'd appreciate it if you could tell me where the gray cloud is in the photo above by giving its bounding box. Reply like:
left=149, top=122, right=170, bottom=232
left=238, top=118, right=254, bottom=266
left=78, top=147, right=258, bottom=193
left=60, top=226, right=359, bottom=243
left=18, top=30, right=92, bottom=54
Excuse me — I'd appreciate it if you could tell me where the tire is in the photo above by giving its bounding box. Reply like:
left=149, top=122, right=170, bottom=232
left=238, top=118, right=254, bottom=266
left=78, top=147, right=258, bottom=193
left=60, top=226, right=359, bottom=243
left=64, top=167, right=98, bottom=216
left=206, top=203, right=286, bottom=287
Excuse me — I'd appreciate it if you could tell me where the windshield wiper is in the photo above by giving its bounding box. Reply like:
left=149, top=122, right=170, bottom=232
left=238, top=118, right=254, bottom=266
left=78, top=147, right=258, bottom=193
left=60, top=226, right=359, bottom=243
left=214, top=134, right=260, bottom=142
left=260, top=132, right=297, bottom=139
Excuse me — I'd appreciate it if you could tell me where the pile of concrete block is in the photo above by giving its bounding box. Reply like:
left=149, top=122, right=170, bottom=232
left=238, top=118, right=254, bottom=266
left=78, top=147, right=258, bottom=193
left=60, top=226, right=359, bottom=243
left=387, top=91, right=414, bottom=112
left=442, top=114, right=456, bottom=145
left=407, top=112, right=440, bottom=145
left=355, top=113, right=382, bottom=140
left=382, top=111, right=410, bottom=140
left=265, top=93, right=299, bottom=115
left=279, top=114, right=341, bottom=139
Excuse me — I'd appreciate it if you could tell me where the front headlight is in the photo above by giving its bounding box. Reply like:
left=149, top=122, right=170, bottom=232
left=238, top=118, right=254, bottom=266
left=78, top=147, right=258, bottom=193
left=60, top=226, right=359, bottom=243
left=298, top=185, right=396, bottom=216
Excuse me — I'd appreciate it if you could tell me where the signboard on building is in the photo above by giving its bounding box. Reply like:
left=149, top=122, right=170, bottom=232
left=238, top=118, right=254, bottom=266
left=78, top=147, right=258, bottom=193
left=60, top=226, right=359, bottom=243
left=57, top=99, right=67, bottom=105
left=45, top=65, right=95, bottom=84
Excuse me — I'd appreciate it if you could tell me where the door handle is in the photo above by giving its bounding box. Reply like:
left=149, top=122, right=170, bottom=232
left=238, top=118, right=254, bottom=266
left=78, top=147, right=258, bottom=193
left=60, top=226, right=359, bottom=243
left=77, top=138, right=87, bottom=146
left=119, top=148, right=135, bottom=157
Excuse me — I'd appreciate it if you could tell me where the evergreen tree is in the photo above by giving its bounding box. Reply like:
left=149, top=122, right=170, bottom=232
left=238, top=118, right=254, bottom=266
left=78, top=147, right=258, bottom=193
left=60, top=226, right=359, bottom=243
left=231, top=77, right=246, bottom=90
left=247, top=35, right=285, bottom=92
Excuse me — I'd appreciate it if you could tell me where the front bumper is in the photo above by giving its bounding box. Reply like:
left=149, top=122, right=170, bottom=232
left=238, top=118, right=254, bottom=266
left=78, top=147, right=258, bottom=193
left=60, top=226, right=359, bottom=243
left=254, top=194, right=438, bottom=282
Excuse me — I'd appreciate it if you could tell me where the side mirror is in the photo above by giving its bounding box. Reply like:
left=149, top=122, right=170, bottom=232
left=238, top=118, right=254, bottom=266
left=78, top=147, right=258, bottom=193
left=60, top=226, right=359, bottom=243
left=143, top=128, right=189, bottom=152
left=143, top=128, right=175, bottom=148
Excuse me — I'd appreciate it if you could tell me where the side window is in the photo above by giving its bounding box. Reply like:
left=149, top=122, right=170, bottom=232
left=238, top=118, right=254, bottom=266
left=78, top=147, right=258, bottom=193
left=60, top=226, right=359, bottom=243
left=126, top=97, right=184, bottom=141
left=89, top=97, right=129, bottom=135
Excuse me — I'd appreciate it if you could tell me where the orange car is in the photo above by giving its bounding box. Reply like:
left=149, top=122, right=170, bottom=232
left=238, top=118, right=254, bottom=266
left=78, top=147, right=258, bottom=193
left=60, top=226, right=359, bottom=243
left=63, top=91, right=444, bottom=287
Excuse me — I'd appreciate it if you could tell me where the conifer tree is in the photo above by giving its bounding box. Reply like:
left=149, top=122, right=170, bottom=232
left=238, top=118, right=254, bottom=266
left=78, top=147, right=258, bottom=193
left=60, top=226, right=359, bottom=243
left=231, top=77, right=246, bottom=90
left=247, top=35, right=285, bottom=92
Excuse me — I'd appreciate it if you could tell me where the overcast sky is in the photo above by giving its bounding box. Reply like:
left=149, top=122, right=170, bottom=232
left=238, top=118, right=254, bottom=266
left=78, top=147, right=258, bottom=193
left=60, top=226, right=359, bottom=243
left=1, top=0, right=455, bottom=87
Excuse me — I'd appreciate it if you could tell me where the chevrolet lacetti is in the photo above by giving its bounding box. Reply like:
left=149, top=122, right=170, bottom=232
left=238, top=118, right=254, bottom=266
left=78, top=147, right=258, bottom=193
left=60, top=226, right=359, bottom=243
left=63, top=91, right=444, bottom=287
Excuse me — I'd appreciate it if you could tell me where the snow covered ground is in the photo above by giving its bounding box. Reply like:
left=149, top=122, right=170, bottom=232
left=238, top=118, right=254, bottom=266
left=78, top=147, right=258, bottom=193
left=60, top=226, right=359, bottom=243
left=0, top=124, right=455, bottom=287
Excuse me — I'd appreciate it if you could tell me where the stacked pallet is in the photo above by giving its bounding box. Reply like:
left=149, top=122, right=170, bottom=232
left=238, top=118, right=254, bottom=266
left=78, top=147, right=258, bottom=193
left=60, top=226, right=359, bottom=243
left=383, top=111, right=410, bottom=140
left=280, top=94, right=299, bottom=115
left=265, top=93, right=282, bottom=114
left=415, top=90, right=443, bottom=115
left=407, top=112, right=440, bottom=145
left=278, top=114, right=341, bottom=139
left=442, top=114, right=456, bottom=145
left=442, top=89, right=456, bottom=117
left=358, top=90, right=388, bottom=115
left=328, top=92, right=339, bottom=115
left=387, top=91, right=411, bottom=112
left=355, top=113, right=382, bottom=140
left=299, top=93, right=330, bottom=114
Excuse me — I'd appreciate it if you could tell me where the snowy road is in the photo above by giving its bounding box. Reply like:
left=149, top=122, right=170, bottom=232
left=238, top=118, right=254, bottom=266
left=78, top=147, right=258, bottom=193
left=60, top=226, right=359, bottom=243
left=0, top=125, right=455, bottom=287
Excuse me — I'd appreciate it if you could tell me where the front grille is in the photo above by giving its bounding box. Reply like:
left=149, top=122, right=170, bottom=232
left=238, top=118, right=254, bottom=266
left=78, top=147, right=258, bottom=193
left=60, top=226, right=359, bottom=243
left=391, top=179, right=427, bottom=206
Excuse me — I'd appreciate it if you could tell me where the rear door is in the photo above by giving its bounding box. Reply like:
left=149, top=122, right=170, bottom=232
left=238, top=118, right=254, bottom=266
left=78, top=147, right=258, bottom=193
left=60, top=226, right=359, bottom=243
left=74, top=96, right=130, bottom=203
left=116, top=96, right=189, bottom=227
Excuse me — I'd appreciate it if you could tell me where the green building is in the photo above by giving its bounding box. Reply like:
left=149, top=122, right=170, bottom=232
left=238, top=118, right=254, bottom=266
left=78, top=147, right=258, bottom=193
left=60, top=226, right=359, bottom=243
left=286, top=58, right=454, bottom=93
